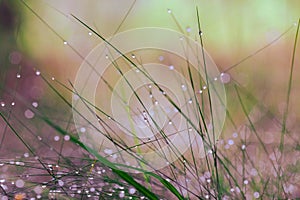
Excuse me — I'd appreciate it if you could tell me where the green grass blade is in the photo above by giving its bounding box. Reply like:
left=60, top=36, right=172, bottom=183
left=279, top=18, right=300, bottom=152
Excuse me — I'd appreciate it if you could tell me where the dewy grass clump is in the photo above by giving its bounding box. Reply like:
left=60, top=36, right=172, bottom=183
left=0, top=1, right=300, bottom=199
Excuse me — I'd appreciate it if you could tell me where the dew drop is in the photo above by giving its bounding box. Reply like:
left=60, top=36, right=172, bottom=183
left=119, top=191, right=125, bottom=198
left=24, top=109, right=34, bottom=119
left=0, top=102, right=5, bottom=107
left=58, top=180, right=64, bottom=186
left=167, top=9, right=172, bottom=14
left=186, top=26, right=191, bottom=33
left=253, top=192, right=260, bottom=199
left=169, top=65, right=174, bottom=70
left=16, top=73, right=21, bottom=79
left=15, top=179, right=25, bottom=188
left=250, top=168, right=258, bottom=176
left=11, top=102, right=15, bottom=106
left=80, top=127, right=86, bottom=133
left=64, top=135, right=70, bottom=141
left=63, top=41, right=68, bottom=45
left=228, top=139, right=234, bottom=145
left=104, top=149, right=113, bottom=155
left=88, top=32, right=92, bottom=36
left=131, top=54, right=136, bottom=59
left=129, top=187, right=136, bottom=194
left=220, top=73, right=231, bottom=84
left=112, top=154, right=117, bottom=159
left=34, top=186, right=43, bottom=194
left=241, top=144, right=246, bottom=150
left=35, top=70, right=41, bottom=76
left=243, top=180, right=248, bottom=185
left=54, top=136, right=60, bottom=141
left=232, top=132, right=238, bottom=138
left=158, top=55, right=164, bottom=61
left=73, top=94, right=79, bottom=101
left=32, top=102, right=38, bottom=108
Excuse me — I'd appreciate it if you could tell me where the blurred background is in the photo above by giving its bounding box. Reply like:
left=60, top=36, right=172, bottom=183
left=5, top=0, right=300, bottom=102
left=1, top=0, right=299, bottom=136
